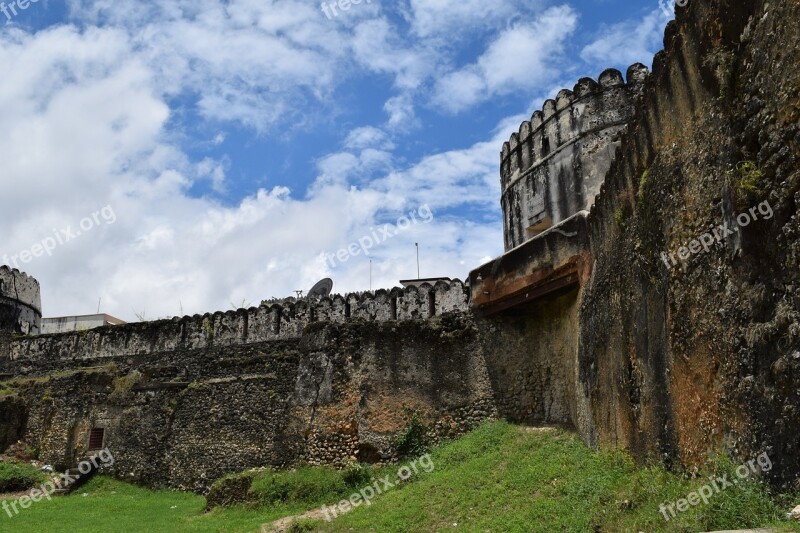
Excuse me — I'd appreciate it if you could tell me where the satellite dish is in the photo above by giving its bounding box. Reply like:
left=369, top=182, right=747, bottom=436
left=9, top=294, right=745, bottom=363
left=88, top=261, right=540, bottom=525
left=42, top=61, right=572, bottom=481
left=307, top=278, right=333, bottom=299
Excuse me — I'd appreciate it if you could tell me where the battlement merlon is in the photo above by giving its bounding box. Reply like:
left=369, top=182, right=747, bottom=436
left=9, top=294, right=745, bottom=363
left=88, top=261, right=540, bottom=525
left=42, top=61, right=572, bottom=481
left=500, top=64, right=650, bottom=251
left=0, top=266, right=42, bottom=337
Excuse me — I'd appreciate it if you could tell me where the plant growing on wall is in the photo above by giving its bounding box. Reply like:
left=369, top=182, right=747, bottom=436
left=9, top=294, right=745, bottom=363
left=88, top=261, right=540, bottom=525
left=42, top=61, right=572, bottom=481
left=393, top=410, right=429, bottom=458
left=638, top=169, right=649, bottom=202
left=729, top=160, right=765, bottom=208
left=203, top=321, right=214, bottom=340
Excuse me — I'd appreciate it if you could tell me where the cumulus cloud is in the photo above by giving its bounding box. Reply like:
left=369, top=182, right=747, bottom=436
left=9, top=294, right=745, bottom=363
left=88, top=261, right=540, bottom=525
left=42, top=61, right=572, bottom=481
left=432, top=5, right=579, bottom=113
left=407, top=0, right=541, bottom=39
left=384, top=94, right=418, bottom=131
left=65, top=0, right=353, bottom=132
left=344, top=126, right=395, bottom=151
left=580, top=8, right=667, bottom=68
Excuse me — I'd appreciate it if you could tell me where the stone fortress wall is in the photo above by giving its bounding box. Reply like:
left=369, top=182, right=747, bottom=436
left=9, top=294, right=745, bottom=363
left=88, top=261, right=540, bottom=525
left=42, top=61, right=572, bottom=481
left=500, top=64, right=649, bottom=250
left=6, top=279, right=469, bottom=366
left=0, top=278, right=482, bottom=490
left=0, top=266, right=41, bottom=336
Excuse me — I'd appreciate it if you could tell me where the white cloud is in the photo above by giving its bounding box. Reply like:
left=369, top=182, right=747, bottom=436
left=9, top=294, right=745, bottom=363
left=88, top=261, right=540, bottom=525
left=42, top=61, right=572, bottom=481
left=580, top=8, right=667, bottom=67
left=407, top=0, right=539, bottom=39
left=65, top=0, right=354, bottom=132
left=384, top=94, right=418, bottom=131
left=350, top=17, right=434, bottom=91
left=432, top=5, right=579, bottom=113
left=196, top=157, right=229, bottom=193
left=344, top=126, right=394, bottom=151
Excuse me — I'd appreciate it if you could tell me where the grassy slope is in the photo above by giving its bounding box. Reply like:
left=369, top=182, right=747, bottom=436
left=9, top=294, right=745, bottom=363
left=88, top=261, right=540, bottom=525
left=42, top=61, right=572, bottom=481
left=1, top=422, right=798, bottom=533
left=314, top=423, right=798, bottom=532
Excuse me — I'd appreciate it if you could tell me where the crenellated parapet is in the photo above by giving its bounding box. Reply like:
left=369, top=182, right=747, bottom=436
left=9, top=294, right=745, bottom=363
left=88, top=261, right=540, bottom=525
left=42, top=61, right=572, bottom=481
left=8, top=280, right=470, bottom=363
left=0, top=266, right=42, bottom=336
left=500, top=64, right=649, bottom=250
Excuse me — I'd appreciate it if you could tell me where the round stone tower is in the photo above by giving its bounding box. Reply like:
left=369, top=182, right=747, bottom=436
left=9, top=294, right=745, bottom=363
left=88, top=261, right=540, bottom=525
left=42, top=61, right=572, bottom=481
left=0, top=265, right=42, bottom=336
left=500, top=63, right=650, bottom=251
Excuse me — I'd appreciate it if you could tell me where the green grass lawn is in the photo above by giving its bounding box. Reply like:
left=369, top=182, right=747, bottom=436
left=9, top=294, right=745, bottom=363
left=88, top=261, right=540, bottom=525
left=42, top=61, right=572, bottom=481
left=0, top=475, right=307, bottom=533
left=1, top=422, right=798, bottom=533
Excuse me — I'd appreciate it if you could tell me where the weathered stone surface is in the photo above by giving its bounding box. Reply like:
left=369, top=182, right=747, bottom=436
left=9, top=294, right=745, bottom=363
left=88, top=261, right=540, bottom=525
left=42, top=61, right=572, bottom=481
left=481, top=0, right=800, bottom=490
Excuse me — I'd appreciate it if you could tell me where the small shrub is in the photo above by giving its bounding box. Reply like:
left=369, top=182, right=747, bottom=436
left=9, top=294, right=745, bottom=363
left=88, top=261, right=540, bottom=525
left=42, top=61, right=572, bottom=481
left=24, top=446, right=39, bottom=460
left=342, top=463, right=371, bottom=488
left=110, top=371, right=142, bottom=402
left=731, top=160, right=765, bottom=208
left=394, top=412, right=429, bottom=458
left=249, top=467, right=354, bottom=506
left=0, top=461, right=47, bottom=493
left=206, top=470, right=259, bottom=509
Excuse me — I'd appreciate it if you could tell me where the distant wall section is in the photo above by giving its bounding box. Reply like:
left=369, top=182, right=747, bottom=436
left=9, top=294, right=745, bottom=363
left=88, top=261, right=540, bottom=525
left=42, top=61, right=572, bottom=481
left=2, top=280, right=469, bottom=367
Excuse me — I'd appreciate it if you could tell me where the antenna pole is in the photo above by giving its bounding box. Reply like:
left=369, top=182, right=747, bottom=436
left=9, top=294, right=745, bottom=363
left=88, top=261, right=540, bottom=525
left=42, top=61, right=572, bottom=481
left=415, top=243, right=420, bottom=279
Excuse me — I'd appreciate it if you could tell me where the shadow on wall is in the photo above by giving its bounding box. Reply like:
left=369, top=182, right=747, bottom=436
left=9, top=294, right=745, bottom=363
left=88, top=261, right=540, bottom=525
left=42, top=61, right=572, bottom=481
left=478, top=287, right=583, bottom=428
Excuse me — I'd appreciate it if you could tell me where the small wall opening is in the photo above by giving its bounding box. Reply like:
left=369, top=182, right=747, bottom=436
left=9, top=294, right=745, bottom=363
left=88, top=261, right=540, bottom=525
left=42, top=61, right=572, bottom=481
left=357, top=443, right=382, bottom=464
left=427, top=292, right=436, bottom=318
left=390, top=297, right=398, bottom=320
left=525, top=214, right=553, bottom=239
left=345, top=302, right=351, bottom=319
left=88, top=428, right=105, bottom=451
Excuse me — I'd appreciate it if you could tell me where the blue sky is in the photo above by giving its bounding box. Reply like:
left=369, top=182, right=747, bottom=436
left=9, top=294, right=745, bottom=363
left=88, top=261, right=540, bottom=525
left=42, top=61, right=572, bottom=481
left=0, top=0, right=672, bottom=320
